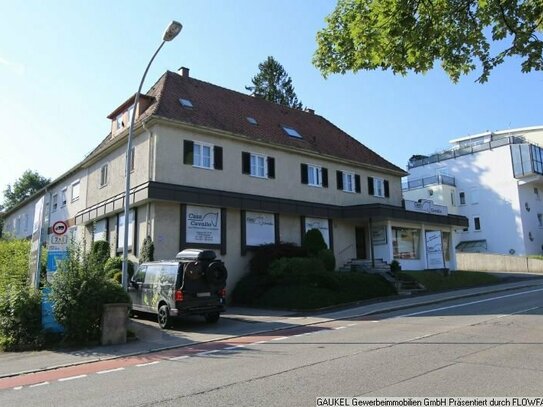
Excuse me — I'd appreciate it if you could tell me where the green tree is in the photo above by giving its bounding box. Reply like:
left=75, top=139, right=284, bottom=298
left=0, top=205, right=4, bottom=239
left=247, top=56, right=304, bottom=108
left=3, top=170, right=50, bottom=210
left=313, top=0, right=543, bottom=83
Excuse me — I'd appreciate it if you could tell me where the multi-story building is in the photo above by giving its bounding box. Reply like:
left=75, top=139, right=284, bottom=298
left=404, top=126, right=543, bottom=256
left=3, top=68, right=466, bottom=289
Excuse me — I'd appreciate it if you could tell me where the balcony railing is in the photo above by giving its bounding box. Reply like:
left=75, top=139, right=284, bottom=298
left=402, top=174, right=456, bottom=191
left=408, top=136, right=526, bottom=169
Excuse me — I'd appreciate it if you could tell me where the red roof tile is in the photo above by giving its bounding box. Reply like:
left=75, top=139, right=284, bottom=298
left=121, top=71, right=405, bottom=174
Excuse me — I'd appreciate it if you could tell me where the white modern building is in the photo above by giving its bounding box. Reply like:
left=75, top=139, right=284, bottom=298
left=403, top=126, right=543, bottom=256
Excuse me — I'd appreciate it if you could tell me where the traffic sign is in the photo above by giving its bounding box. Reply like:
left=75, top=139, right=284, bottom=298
left=52, top=221, right=68, bottom=236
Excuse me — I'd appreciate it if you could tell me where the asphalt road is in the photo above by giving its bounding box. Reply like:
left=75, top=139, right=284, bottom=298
left=1, top=286, right=543, bottom=406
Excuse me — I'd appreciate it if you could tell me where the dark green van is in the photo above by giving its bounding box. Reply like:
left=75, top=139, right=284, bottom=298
left=128, top=249, right=227, bottom=329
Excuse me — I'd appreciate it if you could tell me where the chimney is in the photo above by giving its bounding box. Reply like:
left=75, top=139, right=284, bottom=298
left=179, top=66, right=190, bottom=77
left=304, top=107, right=315, bottom=114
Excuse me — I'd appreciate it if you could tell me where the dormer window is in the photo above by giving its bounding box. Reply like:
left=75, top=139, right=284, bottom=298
left=179, top=98, right=193, bottom=108
left=116, top=114, right=124, bottom=130
left=282, top=126, right=302, bottom=139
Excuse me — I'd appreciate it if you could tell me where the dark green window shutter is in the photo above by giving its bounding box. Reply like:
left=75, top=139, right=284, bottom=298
left=242, top=152, right=250, bottom=174
left=214, top=146, right=223, bottom=170
left=384, top=180, right=390, bottom=197
left=267, top=157, right=275, bottom=178
left=322, top=168, right=328, bottom=188
left=355, top=174, right=361, bottom=193
left=336, top=171, right=343, bottom=190
left=183, top=140, right=194, bottom=165
left=301, top=164, right=308, bottom=184
left=368, top=177, right=374, bottom=195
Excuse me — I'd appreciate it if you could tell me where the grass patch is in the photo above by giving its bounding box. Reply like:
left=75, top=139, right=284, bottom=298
left=398, top=270, right=500, bottom=292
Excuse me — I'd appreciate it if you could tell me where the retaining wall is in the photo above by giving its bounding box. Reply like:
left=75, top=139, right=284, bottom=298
left=457, top=253, right=543, bottom=274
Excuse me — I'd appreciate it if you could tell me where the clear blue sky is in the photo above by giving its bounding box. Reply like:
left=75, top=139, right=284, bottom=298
left=1, top=0, right=542, bottom=203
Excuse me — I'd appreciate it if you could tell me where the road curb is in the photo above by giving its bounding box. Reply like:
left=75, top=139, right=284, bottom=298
left=1, top=279, right=541, bottom=380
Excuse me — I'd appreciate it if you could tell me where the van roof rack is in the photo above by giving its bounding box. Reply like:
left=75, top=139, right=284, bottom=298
left=175, top=249, right=216, bottom=261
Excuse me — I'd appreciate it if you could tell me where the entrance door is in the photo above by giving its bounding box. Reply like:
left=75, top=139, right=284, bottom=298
left=355, top=227, right=367, bottom=259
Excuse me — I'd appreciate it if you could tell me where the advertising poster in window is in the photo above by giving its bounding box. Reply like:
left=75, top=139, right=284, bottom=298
left=246, top=211, right=275, bottom=246
left=305, top=217, right=330, bottom=247
left=371, top=226, right=387, bottom=245
left=186, top=205, right=221, bottom=244
left=93, top=219, right=107, bottom=242
left=425, top=230, right=445, bottom=268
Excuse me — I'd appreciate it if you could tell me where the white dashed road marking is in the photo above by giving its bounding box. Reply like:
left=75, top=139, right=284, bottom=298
left=168, top=355, right=189, bottom=361
left=29, top=382, right=49, bottom=388
left=97, top=367, right=125, bottom=374
left=135, top=361, right=160, bottom=367
left=58, top=375, right=87, bottom=382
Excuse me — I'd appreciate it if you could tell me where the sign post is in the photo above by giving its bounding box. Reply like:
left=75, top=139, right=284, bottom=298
left=42, top=220, right=69, bottom=332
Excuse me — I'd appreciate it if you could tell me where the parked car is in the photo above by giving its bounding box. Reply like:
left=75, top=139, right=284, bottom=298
left=128, top=249, right=227, bottom=329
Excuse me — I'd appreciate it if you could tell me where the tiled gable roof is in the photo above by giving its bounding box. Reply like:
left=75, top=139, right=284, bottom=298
left=147, top=71, right=405, bottom=174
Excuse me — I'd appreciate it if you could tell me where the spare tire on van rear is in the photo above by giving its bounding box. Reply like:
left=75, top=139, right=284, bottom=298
left=205, top=261, right=227, bottom=286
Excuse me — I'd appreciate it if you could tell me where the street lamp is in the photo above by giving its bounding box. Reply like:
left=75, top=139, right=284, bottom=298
left=122, top=21, right=182, bottom=289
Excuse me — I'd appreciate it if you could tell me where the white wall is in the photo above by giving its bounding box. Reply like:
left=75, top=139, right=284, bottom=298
left=407, top=145, right=527, bottom=255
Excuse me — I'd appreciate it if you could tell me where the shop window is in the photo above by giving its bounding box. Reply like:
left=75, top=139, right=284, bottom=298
left=392, top=227, right=420, bottom=259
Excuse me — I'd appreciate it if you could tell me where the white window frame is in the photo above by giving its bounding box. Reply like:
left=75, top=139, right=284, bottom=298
left=100, top=164, right=108, bottom=187
left=308, top=165, right=322, bottom=187
left=459, top=191, right=466, bottom=205
left=373, top=177, right=385, bottom=198
left=116, top=113, right=123, bottom=130
left=61, top=188, right=67, bottom=207
left=71, top=180, right=80, bottom=202
left=473, top=216, right=481, bottom=231
left=193, top=141, right=214, bottom=169
left=250, top=153, right=267, bottom=178
left=343, top=171, right=355, bottom=193
left=52, top=193, right=58, bottom=212
left=128, top=104, right=135, bottom=124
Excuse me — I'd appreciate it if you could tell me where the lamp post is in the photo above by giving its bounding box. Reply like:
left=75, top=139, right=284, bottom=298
left=122, top=21, right=182, bottom=289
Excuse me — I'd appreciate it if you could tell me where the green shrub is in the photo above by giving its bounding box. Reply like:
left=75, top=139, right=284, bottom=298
left=231, top=272, right=275, bottom=306
left=0, top=285, right=42, bottom=351
left=50, top=245, right=130, bottom=344
left=249, top=243, right=307, bottom=275
left=0, top=239, right=31, bottom=293
left=390, top=260, right=401, bottom=274
left=104, top=256, right=134, bottom=279
left=91, top=240, right=110, bottom=269
left=112, top=271, right=122, bottom=284
left=235, top=271, right=396, bottom=310
left=302, top=229, right=327, bottom=256
left=318, top=249, right=336, bottom=271
left=139, top=236, right=154, bottom=263
left=259, top=285, right=338, bottom=309
left=268, top=257, right=326, bottom=280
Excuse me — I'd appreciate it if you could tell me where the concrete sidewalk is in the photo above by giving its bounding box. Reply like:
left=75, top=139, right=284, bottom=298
left=1, top=276, right=542, bottom=379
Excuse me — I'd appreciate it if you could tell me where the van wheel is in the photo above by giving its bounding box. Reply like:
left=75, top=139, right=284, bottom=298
left=205, top=312, right=220, bottom=323
left=158, top=305, right=171, bottom=329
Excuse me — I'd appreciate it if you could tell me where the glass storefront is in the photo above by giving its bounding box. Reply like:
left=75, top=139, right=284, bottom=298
left=392, top=227, right=421, bottom=259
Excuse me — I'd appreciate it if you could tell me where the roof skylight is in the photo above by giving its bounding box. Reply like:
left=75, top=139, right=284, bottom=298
left=179, top=98, right=193, bottom=108
left=282, top=126, right=302, bottom=139
left=246, top=117, right=258, bottom=125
